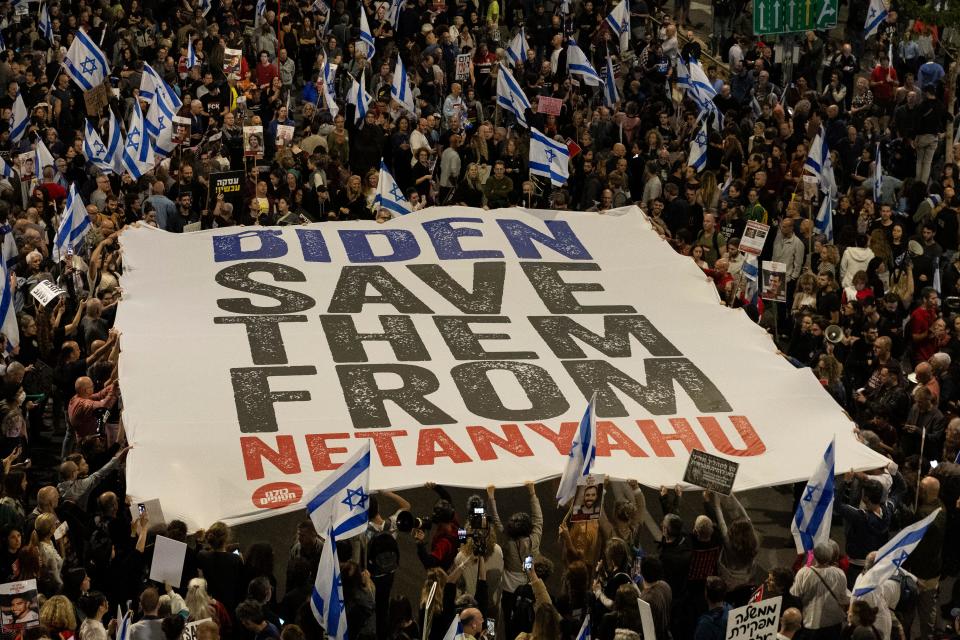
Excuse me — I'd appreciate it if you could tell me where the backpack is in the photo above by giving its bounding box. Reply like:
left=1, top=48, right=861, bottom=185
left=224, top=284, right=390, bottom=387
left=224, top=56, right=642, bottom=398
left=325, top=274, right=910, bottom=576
left=367, top=532, right=400, bottom=577
left=508, top=583, right=536, bottom=635
left=891, top=570, right=918, bottom=614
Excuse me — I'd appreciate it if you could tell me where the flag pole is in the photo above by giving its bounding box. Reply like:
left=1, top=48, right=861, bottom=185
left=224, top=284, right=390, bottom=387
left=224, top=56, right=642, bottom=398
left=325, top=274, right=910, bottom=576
left=915, top=424, right=926, bottom=512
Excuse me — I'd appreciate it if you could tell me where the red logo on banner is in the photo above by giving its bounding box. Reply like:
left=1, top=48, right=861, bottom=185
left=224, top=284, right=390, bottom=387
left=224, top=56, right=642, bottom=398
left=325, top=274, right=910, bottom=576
left=251, top=482, right=302, bottom=509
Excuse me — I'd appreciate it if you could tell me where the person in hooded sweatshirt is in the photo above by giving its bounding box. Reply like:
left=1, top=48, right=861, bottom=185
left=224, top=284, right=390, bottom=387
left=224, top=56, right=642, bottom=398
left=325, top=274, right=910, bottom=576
left=836, top=477, right=891, bottom=588
left=840, top=234, right=876, bottom=289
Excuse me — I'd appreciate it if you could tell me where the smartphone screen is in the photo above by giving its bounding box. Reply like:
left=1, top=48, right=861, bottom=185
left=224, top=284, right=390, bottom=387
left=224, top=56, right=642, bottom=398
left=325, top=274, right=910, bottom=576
left=137, top=503, right=145, bottom=515
left=233, top=549, right=241, bottom=556
left=485, top=618, right=495, bottom=637
left=457, top=528, right=467, bottom=542
left=523, top=555, right=533, bottom=570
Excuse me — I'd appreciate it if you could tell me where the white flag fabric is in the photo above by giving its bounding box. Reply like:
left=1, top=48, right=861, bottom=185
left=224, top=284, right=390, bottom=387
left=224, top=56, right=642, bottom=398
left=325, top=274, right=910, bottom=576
left=373, top=160, right=413, bottom=217
left=83, top=120, right=114, bottom=173
left=304, top=439, right=371, bottom=539
left=38, top=3, right=54, bottom=42
left=804, top=128, right=830, bottom=193
left=107, top=109, right=125, bottom=174
left=576, top=613, right=591, bottom=640
left=348, top=71, right=372, bottom=125
left=814, top=196, right=834, bottom=243
left=506, top=28, right=529, bottom=67
left=186, top=38, right=198, bottom=68
left=310, top=527, right=348, bottom=640
left=441, top=616, right=463, bottom=640
left=0, top=156, right=14, bottom=179
left=0, top=250, right=18, bottom=350
left=687, top=117, right=708, bottom=173
left=790, top=439, right=835, bottom=553
left=386, top=0, right=403, bottom=29
left=115, top=607, right=131, bottom=640
left=602, top=56, right=618, bottom=108
left=144, top=71, right=183, bottom=138
left=121, top=100, right=155, bottom=179
left=358, top=8, right=375, bottom=61
left=495, top=63, right=531, bottom=128
left=604, top=0, right=630, bottom=52
left=864, top=0, right=888, bottom=39
left=529, top=127, right=570, bottom=187
left=566, top=39, right=601, bottom=86
left=853, top=508, right=941, bottom=598
left=556, top=393, right=597, bottom=506
left=34, top=138, right=55, bottom=177
left=9, top=93, right=28, bottom=144
left=64, top=28, right=111, bottom=91
left=53, top=184, right=91, bottom=262
left=322, top=57, right=339, bottom=118
left=391, top=54, right=415, bottom=114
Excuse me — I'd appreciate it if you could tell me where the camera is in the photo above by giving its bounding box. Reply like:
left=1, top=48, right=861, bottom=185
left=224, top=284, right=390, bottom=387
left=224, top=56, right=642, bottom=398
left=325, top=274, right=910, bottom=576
left=396, top=511, right=433, bottom=533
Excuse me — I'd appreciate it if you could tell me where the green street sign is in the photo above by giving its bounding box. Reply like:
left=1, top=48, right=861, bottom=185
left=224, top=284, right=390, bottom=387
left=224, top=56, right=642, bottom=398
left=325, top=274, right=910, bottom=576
left=753, top=0, right=838, bottom=35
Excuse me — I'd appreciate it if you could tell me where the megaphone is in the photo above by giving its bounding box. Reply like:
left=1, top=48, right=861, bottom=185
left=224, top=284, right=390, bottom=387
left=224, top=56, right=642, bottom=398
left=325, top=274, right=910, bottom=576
left=825, top=325, right=843, bottom=344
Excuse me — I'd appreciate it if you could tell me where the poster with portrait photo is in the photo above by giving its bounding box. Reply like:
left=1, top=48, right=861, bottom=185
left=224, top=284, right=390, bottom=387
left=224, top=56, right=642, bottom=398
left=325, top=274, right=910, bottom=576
left=171, top=116, right=191, bottom=146
left=761, top=261, right=787, bottom=303
left=569, top=474, right=605, bottom=523
left=276, top=124, right=294, bottom=147
left=223, top=48, right=242, bottom=79
left=0, top=579, right=39, bottom=633
left=243, top=126, right=264, bottom=159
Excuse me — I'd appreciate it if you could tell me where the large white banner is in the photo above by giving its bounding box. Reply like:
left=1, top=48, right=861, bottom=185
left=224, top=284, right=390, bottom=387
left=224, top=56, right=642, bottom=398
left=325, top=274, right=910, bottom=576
left=117, top=206, right=886, bottom=529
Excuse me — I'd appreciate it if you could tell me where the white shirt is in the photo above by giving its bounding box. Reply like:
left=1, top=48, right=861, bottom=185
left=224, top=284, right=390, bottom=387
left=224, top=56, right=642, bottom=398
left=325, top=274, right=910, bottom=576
left=790, top=565, right=850, bottom=630
left=410, top=129, right=432, bottom=167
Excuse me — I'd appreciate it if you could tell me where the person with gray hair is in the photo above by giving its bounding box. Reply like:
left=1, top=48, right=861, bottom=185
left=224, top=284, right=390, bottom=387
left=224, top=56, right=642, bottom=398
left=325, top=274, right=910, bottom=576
left=789, top=541, right=850, bottom=640
left=855, top=550, right=903, bottom=640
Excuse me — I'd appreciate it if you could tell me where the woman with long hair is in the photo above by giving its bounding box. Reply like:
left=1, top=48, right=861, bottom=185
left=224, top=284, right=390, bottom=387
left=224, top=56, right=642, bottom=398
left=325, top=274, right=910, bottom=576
left=452, top=163, right=486, bottom=208
left=598, top=583, right=643, bottom=639
left=32, top=512, right=63, bottom=595
left=708, top=493, right=764, bottom=605
left=555, top=560, right=590, bottom=638
left=0, top=526, right=20, bottom=582
left=515, top=602, right=562, bottom=640
left=185, top=578, right=233, bottom=637
left=332, top=175, right=369, bottom=220
left=815, top=354, right=846, bottom=406
left=40, top=595, right=78, bottom=640
left=197, top=523, right=244, bottom=615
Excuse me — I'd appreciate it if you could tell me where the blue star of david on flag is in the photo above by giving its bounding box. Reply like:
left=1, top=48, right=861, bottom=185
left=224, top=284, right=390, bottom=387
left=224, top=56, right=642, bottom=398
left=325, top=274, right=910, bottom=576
left=80, top=56, right=98, bottom=75
left=803, top=484, right=820, bottom=502
left=127, top=127, right=140, bottom=148
left=544, top=148, right=556, bottom=163
left=341, top=486, right=369, bottom=511
left=891, top=550, right=909, bottom=569
left=93, top=140, right=105, bottom=155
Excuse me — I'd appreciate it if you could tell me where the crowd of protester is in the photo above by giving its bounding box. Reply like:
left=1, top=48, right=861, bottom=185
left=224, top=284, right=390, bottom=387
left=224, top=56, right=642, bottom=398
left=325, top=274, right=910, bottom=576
left=0, top=0, right=957, bottom=639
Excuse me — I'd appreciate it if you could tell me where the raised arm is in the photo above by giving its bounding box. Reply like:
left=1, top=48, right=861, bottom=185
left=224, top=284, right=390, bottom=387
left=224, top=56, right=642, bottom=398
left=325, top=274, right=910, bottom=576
left=64, top=299, right=87, bottom=337
left=487, top=485, right=504, bottom=533
left=378, top=490, right=411, bottom=514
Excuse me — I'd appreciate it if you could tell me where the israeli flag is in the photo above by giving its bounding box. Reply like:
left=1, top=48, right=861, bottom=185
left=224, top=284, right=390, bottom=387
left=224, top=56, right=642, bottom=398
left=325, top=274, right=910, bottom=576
left=814, top=196, right=834, bottom=243
left=53, top=184, right=91, bottom=262
left=83, top=120, right=113, bottom=173
left=823, top=153, right=838, bottom=201
left=576, top=614, right=591, bottom=640
left=873, top=145, right=883, bottom=203
left=687, top=117, right=708, bottom=173
left=358, top=8, right=375, bottom=61
left=529, top=127, right=570, bottom=187
left=143, top=70, right=182, bottom=140
left=9, top=93, right=29, bottom=144
left=386, top=0, right=403, bottom=29
left=121, top=100, right=155, bottom=179
left=145, top=96, right=174, bottom=146
left=566, top=39, right=601, bottom=86
left=106, top=109, right=125, bottom=174
left=864, top=0, right=888, bottom=39
left=604, top=0, right=629, bottom=52
left=0, top=156, right=14, bottom=180
left=198, top=0, right=212, bottom=16
left=348, top=70, right=372, bottom=126
left=0, top=31, right=6, bottom=52
left=556, top=393, right=597, bottom=507
left=374, top=160, right=413, bottom=217
left=853, top=508, right=942, bottom=598
left=391, top=53, right=415, bottom=114
left=0, top=225, right=15, bottom=270
left=804, top=128, right=830, bottom=193
left=687, top=57, right=718, bottom=102
left=115, top=606, right=131, bottom=640
left=791, top=439, right=835, bottom=553
left=149, top=102, right=178, bottom=159
left=305, top=439, right=371, bottom=539
left=496, top=63, right=531, bottom=128
left=0, top=235, right=17, bottom=351
left=441, top=616, right=463, bottom=640
left=322, top=56, right=339, bottom=118
left=186, top=38, right=198, bottom=68
left=602, top=56, right=618, bottom=108
left=742, top=254, right=762, bottom=309
left=679, top=58, right=722, bottom=129
left=310, top=526, right=347, bottom=640
left=64, top=28, right=111, bottom=91
left=139, top=63, right=164, bottom=101
left=38, top=3, right=54, bottom=42
left=506, top=28, right=529, bottom=67
left=255, top=0, right=267, bottom=25
left=33, top=138, right=55, bottom=177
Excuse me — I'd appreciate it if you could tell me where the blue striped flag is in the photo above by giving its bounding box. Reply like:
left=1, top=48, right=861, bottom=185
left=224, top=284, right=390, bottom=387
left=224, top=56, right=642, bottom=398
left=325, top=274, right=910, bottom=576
left=0, top=246, right=18, bottom=351
left=864, top=0, right=887, bottom=39
left=390, top=53, right=415, bottom=113
left=441, top=616, right=463, bottom=640
left=506, top=28, right=529, bottom=67
left=348, top=71, right=372, bottom=126
left=687, top=117, right=708, bottom=173
left=496, top=63, right=531, bottom=128
left=556, top=393, right=597, bottom=507
left=566, top=39, right=601, bottom=86
left=804, top=127, right=830, bottom=193
left=115, top=606, right=131, bottom=640
left=186, top=38, right=198, bottom=68
left=305, top=439, right=371, bottom=539
left=853, top=508, right=941, bottom=597
left=38, top=3, right=54, bottom=42
left=814, top=196, right=833, bottom=243
left=873, top=145, right=883, bottom=202
left=358, top=8, right=375, bottom=61
left=0, top=156, right=14, bottom=180
left=374, top=160, right=412, bottom=217
left=8, top=94, right=28, bottom=144
left=604, top=0, right=629, bottom=52
left=34, top=138, right=55, bottom=178
left=53, top=184, right=91, bottom=262
left=121, top=100, right=154, bottom=179
left=602, top=56, right=618, bottom=108
left=576, top=614, right=591, bottom=640
left=529, top=127, right=570, bottom=187
left=83, top=120, right=113, bottom=173
left=790, top=439, right=835, bottom=553
left=310, top=526, right=347, bottom=640
left=64, top=28, right=111, bottom=91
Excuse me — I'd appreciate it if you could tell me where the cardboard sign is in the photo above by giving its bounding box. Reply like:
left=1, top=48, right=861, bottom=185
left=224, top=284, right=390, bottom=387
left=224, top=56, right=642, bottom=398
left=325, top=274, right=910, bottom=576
left=129, top=498, right=166, bottom=526
left=29, top=280, right=65, bottom=307
left=172, top=116, right=191, bottom=145
left=738, top=221, right=769, bottom=256
left=455, top=54, right=471, bottom=82
left=637, top=598, right=657, bottom=640
left=181, top=618, right=212, bottom=640
left=223, top=49, right=242, bottom=79
left=537, top=96, right=563, bottom=116
left=0, top=580, right=39, bottom=633
left=683, top=449, right=740, bottom=495
left=84, top=83, right=111, bottom=117
left=243, top=125, right=264, bottom=159
left=725, top=597, right=782, bottom=640
left=569, top=474, right=604, bottom=523
left=149, top=535, right=187, bottom=585
left=53, top=522, right=69, bottom=541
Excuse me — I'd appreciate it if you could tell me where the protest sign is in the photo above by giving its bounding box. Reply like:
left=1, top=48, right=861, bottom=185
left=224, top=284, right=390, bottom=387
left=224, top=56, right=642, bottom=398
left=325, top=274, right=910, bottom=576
left=149, top=536, right=187, bottom=585
left=29, top=280, right=65, bottom=307
left=738, top=221, right=769, bottom=256
left=83, top=83, right=110, bottom=117
left=117, top=206, right=888, bottom=529
left=211, top=171, right=245, bottom=212
left=224, top=49, right=242, bottom=78
left=537, top=96, right=563, bottom=116
left=725, top=597, right=782, bottom=640
left=683, top=449, right=740, bottom=495
left=129, top=498, right=166, bottom=526
left=0, top=580, right=39, bottom=633
left=172, top=116, right=191, bottom=145
left=761, top=261, right=787, bottom=302
left=455, top=54, right=471, bottom=82
left=243, top=126, right=264, bottom=159
left=636, top=599, right=657, bottom=640
left=276, top=124, right=295, bottom=146
left=569, top=475, right=604, bottom=523
left=181, top=618, right=212, bottom=640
